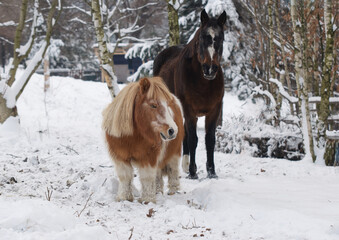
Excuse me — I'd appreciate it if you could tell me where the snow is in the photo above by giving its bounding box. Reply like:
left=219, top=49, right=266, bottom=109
left=205, top=0, right=242, bottom=29
left=1, top=74, right=339, bottom=239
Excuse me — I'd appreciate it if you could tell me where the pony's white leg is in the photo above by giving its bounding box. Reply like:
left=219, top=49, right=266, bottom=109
left=114, top=160, right=133, bottom=202
left=138, top=166, right=157, bottom=203
left=182, top=154, right=189, bottom=173
left=167, top=155, right=180, bottom=195
left=156, top=168, right=164, bottom=194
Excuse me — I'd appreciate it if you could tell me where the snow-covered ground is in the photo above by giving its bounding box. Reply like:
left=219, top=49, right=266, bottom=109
left=1, top=74, right=339, bottom=240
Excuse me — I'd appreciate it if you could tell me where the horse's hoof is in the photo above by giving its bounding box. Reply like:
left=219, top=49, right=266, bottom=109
left=207, top=172, right=218, bottom=179
left=186, top=173, right=199, bottom=179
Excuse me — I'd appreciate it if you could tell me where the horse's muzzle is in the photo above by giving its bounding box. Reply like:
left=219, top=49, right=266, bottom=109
left=202, top=64, right=218, bottom=80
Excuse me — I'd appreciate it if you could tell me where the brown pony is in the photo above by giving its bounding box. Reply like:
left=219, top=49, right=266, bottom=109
left=102, top=77, right=184, bottom=203
left=153, top=9, right=227, bottom=179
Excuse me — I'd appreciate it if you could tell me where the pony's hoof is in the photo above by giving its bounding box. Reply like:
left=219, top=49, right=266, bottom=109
left=167, top=188, right=180, bottom=195
left=186, top=173, right=199, bottom=179
left=138, top=198, right=156, bottom=204
left=207, top=172, right=218, bottom=179
left=116, top=195, right=134, bottom=202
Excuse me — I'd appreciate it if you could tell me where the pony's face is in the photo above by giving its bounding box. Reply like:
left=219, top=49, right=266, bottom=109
left=198, top=10, right=226, bottom=80
left=135, top=78, right=178, bottom=142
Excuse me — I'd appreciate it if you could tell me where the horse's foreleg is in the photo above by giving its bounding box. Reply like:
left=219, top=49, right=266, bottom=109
left=166, top=155, right=180, bottom=195
left=186, top=120, right=198, bottom=179
left=138, top=166, right=157, bottom=203
left=182, top=129, right=190, bottom=173
left=114, top=160, right=134, bottom=202
left=205, top=107, right=221, bottom=178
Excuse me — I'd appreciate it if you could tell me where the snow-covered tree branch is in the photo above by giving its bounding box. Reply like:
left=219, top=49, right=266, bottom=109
left=0, top=0, right=63, bottom=124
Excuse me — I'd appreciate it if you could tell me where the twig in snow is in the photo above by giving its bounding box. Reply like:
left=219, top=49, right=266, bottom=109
left=101, top=178, right=107, bottom=187
left=6, top=153, right=21, bottom=159
left=128, top=227, right=134, bottom=240
left=75, top=192, right=94, bottom=217
left=45, top=187, right=53, bottom=201
left=61, top=144, right=79, bottom=155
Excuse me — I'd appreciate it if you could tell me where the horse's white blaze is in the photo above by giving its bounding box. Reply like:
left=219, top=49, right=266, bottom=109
left=207, top=27, right=217, bottom=60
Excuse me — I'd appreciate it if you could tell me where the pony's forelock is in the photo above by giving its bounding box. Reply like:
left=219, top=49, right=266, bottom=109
left=102, top=82, right=139, bottom=137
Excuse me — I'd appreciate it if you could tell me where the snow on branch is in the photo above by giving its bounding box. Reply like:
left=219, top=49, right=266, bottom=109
left=6, top=41, right=47, bottom=108
left=0, top=36, right=13, bottom=45
left=120, top=2, right=157, bottom=13
left=69, top=17, right=87, bottom=25
left=111, top=16, right=144, bottom=37
left=107, top=0, right=121, bottom=20
left=66, top=4, right=91, bottom=16
left=252, top=85, right=276, bottom=109
left=127, top=60, right=153, bottom=82
left=0, top=21, right=16, bottom=27
left=17, top=0, right=40, bottom=57
left=269, top=78, right=298, bottom=103
left=168, top=0, right=184, bottom=11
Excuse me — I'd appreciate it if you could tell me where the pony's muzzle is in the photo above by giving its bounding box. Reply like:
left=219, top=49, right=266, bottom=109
left=160, top=127, right=177, bottom=141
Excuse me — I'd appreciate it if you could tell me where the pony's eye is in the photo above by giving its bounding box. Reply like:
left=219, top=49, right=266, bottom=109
left=150, top=104, right=157, bottom=108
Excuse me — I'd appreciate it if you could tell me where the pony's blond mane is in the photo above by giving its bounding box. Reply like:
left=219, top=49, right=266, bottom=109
left=102, top=77, right=174, bottom=137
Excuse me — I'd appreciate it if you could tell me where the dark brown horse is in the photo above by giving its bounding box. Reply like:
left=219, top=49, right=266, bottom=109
left=154, top=9, right=227, bottom=179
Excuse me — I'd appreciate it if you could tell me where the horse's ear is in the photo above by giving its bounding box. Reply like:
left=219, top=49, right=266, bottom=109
left=218, top=11, right=227, bottom=27
left=139, top=77, right=150, bottom=94
left=200, top=9, right=209, bottom=26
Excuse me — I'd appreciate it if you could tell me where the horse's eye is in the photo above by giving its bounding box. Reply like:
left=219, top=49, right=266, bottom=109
left=150, top=104, right=157, bottom=109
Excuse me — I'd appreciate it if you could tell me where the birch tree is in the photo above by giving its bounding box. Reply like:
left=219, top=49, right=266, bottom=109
left=0, top=0, right=62, bottom=124
left=91, top=0, right=119, bottom=98
left=291, top=0, right=316, bottom=161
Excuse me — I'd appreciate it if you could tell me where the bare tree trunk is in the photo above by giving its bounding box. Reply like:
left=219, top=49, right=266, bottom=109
left=91, top=0, right=119, bottom=98
left=253, top=3, right=267, bottom=88
left=319, top=0, right=335, bottom=164
left=268, top=0, right=281, bottom=124
left=291, top=0, right=316, bottom=161
left=275, top=0, right=294, bottom=115
left=166, top=0, right=180, bottom=46
left=44, top=55, right=50, bottom=92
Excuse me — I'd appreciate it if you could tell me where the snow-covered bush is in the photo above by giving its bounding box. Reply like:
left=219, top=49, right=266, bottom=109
left=216, top=106, right=304, bottom=160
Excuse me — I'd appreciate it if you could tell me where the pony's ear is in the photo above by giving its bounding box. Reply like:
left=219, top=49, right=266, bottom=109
left=139, top=77, right=150, bottom=94
left=201, top=9, right=209, bottom=26
left=218, top=11, right=227, bottom=27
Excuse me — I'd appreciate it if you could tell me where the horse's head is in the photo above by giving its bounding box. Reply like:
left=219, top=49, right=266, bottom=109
left=198, top=9, right=227, bottom=80
left=134, top=77, right=179, bottom=143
